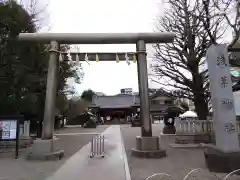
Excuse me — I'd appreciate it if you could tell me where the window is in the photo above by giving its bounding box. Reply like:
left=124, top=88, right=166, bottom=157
left=152, top=100, right=160, bottom=104
left=165, top=100, right=173, bottom=104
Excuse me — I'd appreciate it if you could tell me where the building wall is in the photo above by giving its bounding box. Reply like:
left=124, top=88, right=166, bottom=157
left=151, top=96, right=173, bottom=105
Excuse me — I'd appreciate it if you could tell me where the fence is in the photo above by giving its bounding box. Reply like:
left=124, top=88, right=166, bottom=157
left=176, top=119, right=240, bottom=134
left=90, top=135, right=105, bottom=158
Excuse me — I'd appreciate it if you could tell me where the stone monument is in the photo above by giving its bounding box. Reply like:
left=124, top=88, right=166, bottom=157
left=204, top=44, right=240, bottom=172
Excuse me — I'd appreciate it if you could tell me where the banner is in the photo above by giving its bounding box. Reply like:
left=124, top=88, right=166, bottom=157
left=76, top=53, right=80, bottom=62
left=125, top=53, right=130, bottom=65
left=116, top=53, right=120, bottom=63
left=59, top=53, right=63, bottom=62
left=96, top=53, right=99, bottom=62
left=133, top=54, right=137, bottom=63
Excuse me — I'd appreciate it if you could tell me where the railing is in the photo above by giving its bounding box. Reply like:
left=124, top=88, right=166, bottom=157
left=176, top=119, right=240, bottom=134
left=90, top=135, right=105, bottom=158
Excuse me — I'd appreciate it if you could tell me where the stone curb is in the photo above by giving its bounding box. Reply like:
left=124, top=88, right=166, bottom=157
left=26, top=150, right=64, bottom=161
left=132, top=148, right=167, bottom=158
left=169, top=143, right=204, bottom=148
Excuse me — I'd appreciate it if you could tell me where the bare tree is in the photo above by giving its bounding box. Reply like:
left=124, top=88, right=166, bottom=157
left=201, top=0, right=240, bottom=46
left=150, top=0, right=231, bottom=119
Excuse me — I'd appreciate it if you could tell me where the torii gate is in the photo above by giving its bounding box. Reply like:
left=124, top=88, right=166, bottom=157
left=19, top=32, right=175, bottom=159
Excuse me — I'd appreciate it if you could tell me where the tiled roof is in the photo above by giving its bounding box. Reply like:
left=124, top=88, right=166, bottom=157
left=90, top=92, right=178, bottom=111
left=92, top=94, right=139, bottom=109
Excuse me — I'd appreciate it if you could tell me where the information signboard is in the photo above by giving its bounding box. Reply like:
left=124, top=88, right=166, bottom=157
left=0, top=120, right=17, bottom=140
left=0, top=116, right=21, bottom=158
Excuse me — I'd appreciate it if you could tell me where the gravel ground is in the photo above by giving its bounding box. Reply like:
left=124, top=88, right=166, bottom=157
left=0, top=125, right=108, bottom=180
left=121, top=124, right=239, bottom=180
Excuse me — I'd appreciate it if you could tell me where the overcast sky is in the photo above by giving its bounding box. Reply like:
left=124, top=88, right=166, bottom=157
left=46, top=0, right=162, bottom=95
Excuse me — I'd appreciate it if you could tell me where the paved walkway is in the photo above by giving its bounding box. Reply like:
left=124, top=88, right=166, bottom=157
left=47, top=125, right=131, bottom=180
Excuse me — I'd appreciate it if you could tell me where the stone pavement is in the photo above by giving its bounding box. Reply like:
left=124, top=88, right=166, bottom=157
left=0, top=126, right=108, bottom=180
left=47, top=125, right=131, bottom=180
left=121, top=124, right=240, bottom=180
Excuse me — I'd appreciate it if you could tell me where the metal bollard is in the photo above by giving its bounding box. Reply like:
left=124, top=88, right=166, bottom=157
left=90, top=135, right=104, bottom=158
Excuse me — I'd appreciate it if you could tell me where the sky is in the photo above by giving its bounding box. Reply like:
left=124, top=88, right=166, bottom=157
left=46, top=0, right=162, bottom=95
left=18, top=0, right=236, bottom=96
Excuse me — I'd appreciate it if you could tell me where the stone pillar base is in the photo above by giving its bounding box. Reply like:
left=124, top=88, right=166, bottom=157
left=132, top=136, right=166, bottom=158
left=175, top=133, right=213, bottom=144
left=204, top=145, right=240, bottom=173
left=27, top=137, right=64, bottom=161
left=0, top=137, right=33, bottom=148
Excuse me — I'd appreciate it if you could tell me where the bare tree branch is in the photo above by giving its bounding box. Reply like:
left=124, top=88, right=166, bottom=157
left=151, top=0, right=233, bottom=119
left=200, top=0, right=240, bottom=46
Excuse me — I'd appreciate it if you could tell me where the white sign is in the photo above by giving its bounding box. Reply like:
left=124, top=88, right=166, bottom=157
left=206, top=44, right=239, bottom=152
left=121, top=88, right=133, bottom=94
left=0, top=120, right=17, bottom=140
